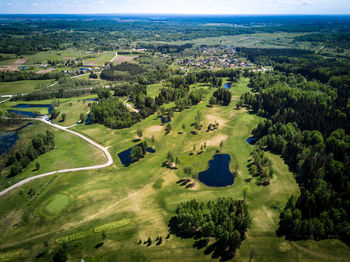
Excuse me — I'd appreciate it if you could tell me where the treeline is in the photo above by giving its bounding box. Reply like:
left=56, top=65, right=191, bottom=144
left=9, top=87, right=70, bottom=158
left=0, top=70, right=63, bottom=82
left=238, top=47, right=350, bottom=83
left=240, top=71, right=350, bottom=244
left=294, top=33, right=350, bottom=49
left=169, top=198, right=250, bottom=259
left=6, top=131, right=55, bottom=177
left=90, top=98, right=139, bottom=129
left=136, top=43, right=193, bottom=54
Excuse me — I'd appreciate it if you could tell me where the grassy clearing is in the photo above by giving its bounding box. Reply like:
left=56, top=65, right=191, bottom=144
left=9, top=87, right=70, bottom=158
left=0, top=79, right=54, bottom=95
left=83, top=51, right=116, bottom=66
left=52, top=98, right=92, bottom=127
left=24, top=49, right=86, bottom=65
left=0, top=78, right=349, bottom=261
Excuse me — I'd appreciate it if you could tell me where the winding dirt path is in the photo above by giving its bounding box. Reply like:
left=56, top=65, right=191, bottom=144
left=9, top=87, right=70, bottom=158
left=0, top=118, right=113, bottom=197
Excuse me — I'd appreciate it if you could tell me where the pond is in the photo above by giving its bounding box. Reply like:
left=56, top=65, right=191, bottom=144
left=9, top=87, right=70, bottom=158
left=85, top=114, right=91, bottom=125
left=0, top=131, right=18, bottom=155
left=246, top=137, right=257, bottom=145
left=159, top=115, right=171, bottom=124
left=198, top=154, right=234, bottom=187
left=8, top=104, right=52, bottom=118
left=224, top=83, right=231, bottom=89
left=84, top=98, right=98, bottom=102
left=118, top=143, right=155, bottom=166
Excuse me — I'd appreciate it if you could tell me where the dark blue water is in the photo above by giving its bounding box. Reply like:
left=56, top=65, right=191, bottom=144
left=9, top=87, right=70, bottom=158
left=198, top=154, right=234, bottom=187
left=146, top=147, right=156, bottom=153
left=246, top=137, right=257, bottom=145
left=85, top=114, right=91, bottom=125
left=224, top=83, right=231, bottom=89
left=0, top=131, right=18, bottom=155
left=8, top=104, right=52, bottom=118
left=159, top=115, right=171, bottom=123
left=84, top=98, right=98, bottom=102
left=7, top=110, right=40, bottom=118
left=12, top=104, right=53, bottom=114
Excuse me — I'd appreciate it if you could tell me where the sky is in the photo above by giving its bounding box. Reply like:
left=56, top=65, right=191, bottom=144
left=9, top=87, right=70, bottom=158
left=0, top=0, right=349, bottom=15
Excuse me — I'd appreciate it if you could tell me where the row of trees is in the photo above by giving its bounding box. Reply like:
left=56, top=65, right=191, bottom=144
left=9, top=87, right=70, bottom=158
left=6, top=131, right=55, bottom=177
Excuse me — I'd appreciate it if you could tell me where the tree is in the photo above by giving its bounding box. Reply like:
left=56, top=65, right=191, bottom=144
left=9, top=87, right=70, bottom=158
left=51, top=108, right=60, bottom=119
left=137, top=129, right=143, bottom=140
left=165, top=124, right=172, bottom=134
left=151, top=135, right=155, bottom=145
left=36, top=162, right=40, bottom=170
left=61, top=113, right=66, bottom=122
left=101, top=231, right=106, bottom=241
left=182, top=123, right=186, bottom=132
left=147, top=237, right=152, bottom=246
left=80, top=112, right=85, bottom=122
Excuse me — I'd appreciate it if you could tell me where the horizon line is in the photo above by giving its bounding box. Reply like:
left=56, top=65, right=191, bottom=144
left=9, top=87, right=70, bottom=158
left=0, top=13, right=350, bottom=16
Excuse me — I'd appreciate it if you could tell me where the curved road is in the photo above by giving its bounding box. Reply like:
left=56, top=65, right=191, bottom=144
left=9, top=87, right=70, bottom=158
left=0, top=118, right=113, bottom=197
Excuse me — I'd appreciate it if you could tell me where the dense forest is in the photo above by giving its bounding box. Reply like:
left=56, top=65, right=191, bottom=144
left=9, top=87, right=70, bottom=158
left=239, top=70, right=350, bottom=244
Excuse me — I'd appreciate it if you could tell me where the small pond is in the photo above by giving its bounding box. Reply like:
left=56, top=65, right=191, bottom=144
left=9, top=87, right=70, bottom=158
left=246, top=137, right=257, bottom=145
left=118, top=143, right=155, bottom=166
left=84, top=98, right=98, bottom=102
left=198, top=154, right=234, bottom=187
left=85, top=114, right=91, bottom=125
left=8, top=104, right=52, bottom=118
left=159, top=115, right=171, bottom=124
left=224, top=83, right=231, bottom=89
left=0, top=131, right=18, bottom=155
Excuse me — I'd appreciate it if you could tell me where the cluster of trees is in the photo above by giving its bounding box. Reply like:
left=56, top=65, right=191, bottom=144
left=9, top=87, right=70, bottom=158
left=170, top=198, right=250, bottom=258
left=6, top=131, right=55, bottom=177
left=90, top=98, right=139, bottom=129
left=129, top=141, right=148, bottom=163
left=249, top=148, right=273, bottom=186
left=134, top=94, right=158, bottom=118
left=100, top=62, right=146, bottom=81
left=211, top=88, right=232, bottom=106
left=240, top=71, right=350, bottom=244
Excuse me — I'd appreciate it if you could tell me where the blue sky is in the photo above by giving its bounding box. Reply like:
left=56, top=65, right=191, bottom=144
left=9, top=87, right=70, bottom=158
left=0, top=0, right=349, bottom=14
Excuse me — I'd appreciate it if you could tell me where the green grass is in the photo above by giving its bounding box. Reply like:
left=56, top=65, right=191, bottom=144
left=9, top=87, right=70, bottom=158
left=0, top=78, right=349, bottom=261
left=0, top=79, right=54, bottom=95
left=52, top=98, right=93, bottom=127
left=24, top=49, right=86, bottom=65
left=0, top=121, right=106, bottom=190
left=43, top=194, right=70, bottom=215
